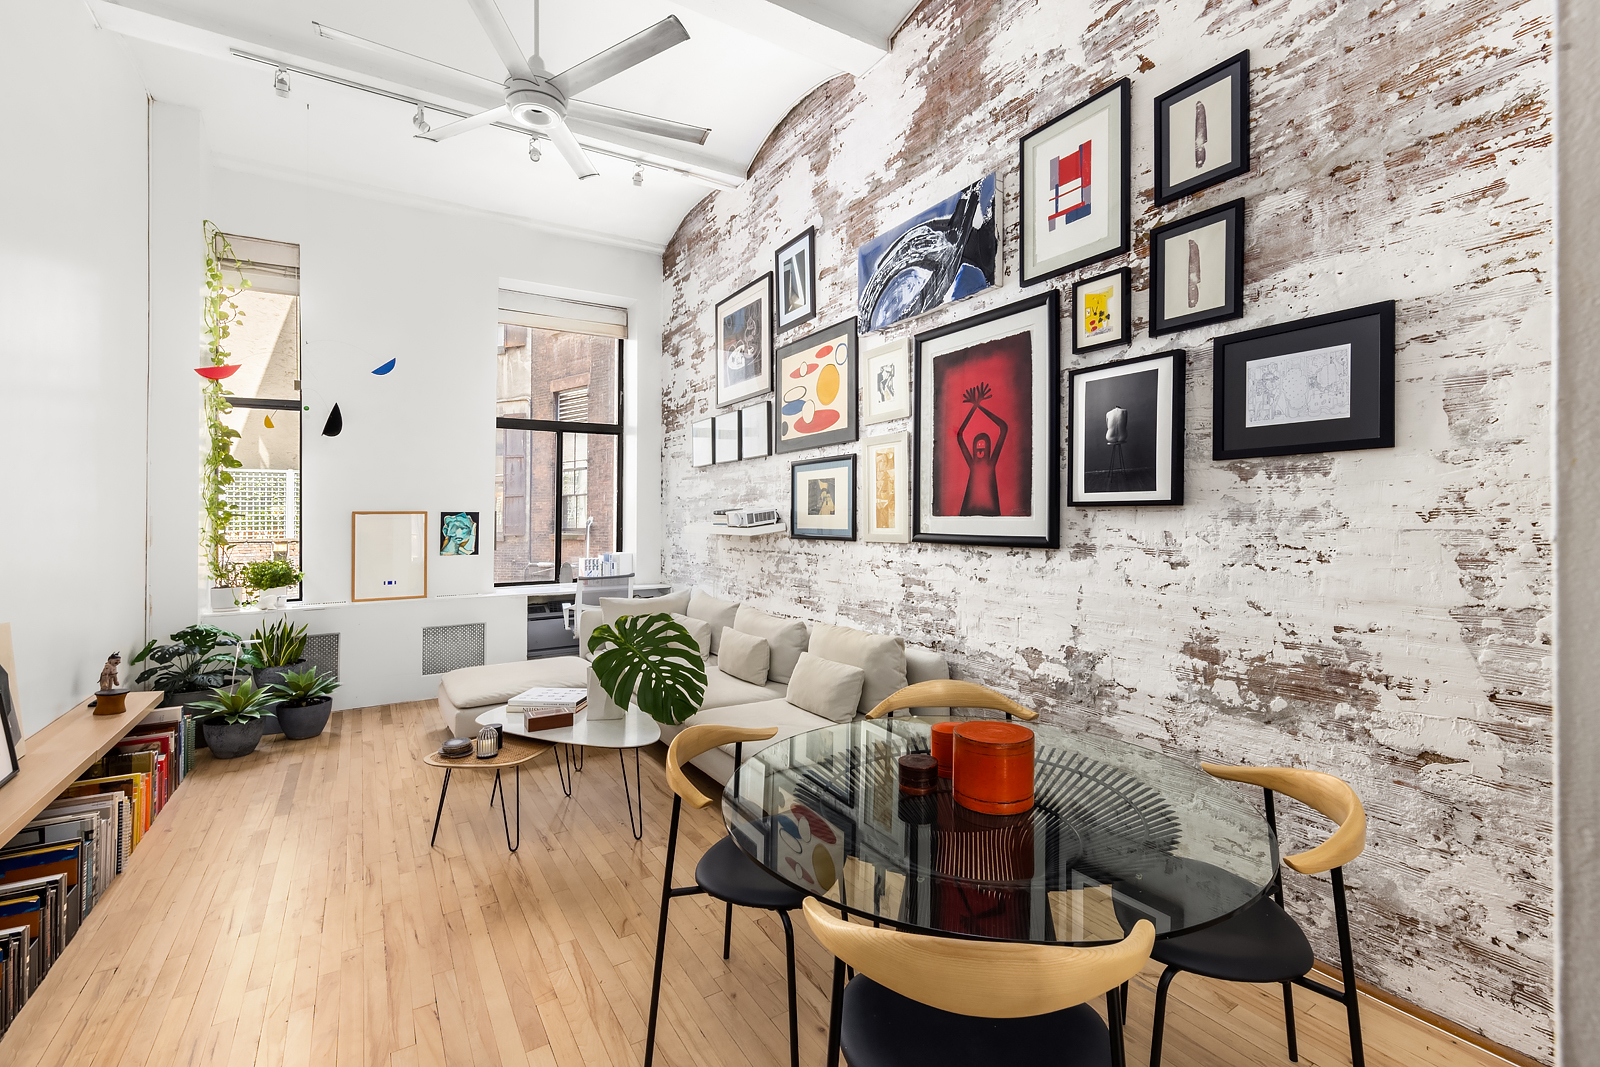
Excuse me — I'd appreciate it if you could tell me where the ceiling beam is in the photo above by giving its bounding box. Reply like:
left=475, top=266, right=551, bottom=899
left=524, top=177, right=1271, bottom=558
left=670, top=0, right=892, bottom=76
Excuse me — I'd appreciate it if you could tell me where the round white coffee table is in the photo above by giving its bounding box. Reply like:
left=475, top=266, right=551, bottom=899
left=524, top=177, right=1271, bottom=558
left=476, top=707, right=661, bottom=839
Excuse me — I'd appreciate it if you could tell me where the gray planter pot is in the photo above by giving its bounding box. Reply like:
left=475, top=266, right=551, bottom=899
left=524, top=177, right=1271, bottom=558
left=277, top=697, right=332, bottom=740
left=161, top=689, right=210, bottom=710
left=252, top=660, right=308, bottom=690
left=202, top=717, right=266, bottom=759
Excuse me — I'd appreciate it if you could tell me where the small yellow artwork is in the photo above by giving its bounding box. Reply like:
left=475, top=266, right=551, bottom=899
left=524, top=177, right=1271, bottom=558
left=1082, top=285, right=1115, bottom=336
left=874, top=448, right=896, bottom=530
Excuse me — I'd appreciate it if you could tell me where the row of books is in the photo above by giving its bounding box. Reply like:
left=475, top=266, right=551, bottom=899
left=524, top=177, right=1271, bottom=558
left=0, top=708, right=189, bottom=1033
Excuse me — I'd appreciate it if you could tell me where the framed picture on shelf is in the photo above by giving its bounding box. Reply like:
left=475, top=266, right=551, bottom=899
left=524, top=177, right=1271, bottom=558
left=912, top=290, right=1060, bottom=549
left=791, top=454, right=857, bottom=541
left=1155, top=51, right=1250, bottom=206
left=691, top=418, right=714, bottom=467
left=1212, top=301, right=1396, bottom=460
left=352, top=511, right=427, bottom=602
left=1018, top=79, right=1130, bottom=286
left=1070, top=267, right=1131, bottom=354
left=438, top=511, right=480, bottom=555
left=1149, top=198, right=1244, bottom=337
left=715, top=273, right=773, bottom=408
left=714, top=412, right=741, bottom=463
left=861, top=432, right=911, bottom=543
left=775, top=227, right=817, bottom=333
left=775, top=319, right=858, bottom=454
left=857, top=174, right=999, bottom=334
left=0, top=661, right=18, bottom=791
left=861, top=338, right=911, bottom=425
left=740, top=400, right=771, bottom=458
left=1068, top=349, right=1185, bottom=507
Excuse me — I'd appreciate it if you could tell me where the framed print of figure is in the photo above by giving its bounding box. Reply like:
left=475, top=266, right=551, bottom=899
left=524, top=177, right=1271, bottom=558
left=715, top=274, right=773, bottom=408
left=791, top=454, right=856, bottom=541
left=861, top=432, right=911, bottom=543
left=1149, top=198, right=1244, bottom=337
left=775, top=227, right=817, bottom=333
left=775, top=319, right=858, bottom=454
left=740, top=400, right=771, bottom=458
left=1018, top=79, right=1130, bottom=286
left=1068, top=349, right=1185, bottom=507
left=1070, top=267, right=1131, bottom=354
left=862, top=337, right=911, bottom=425
left=1155, top=51, right=1250, bottom=205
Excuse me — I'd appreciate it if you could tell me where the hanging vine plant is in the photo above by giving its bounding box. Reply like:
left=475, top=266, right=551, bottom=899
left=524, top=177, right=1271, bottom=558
left=202, top=221, right=250, bottom=588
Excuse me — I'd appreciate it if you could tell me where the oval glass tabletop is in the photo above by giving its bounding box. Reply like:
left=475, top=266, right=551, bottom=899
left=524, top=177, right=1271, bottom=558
left=721, top=717, right=1278, bottom=945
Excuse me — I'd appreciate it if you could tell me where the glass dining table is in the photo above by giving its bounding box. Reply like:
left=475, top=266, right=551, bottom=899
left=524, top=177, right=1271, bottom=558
left=720, top=716, right=1280, bottom=1067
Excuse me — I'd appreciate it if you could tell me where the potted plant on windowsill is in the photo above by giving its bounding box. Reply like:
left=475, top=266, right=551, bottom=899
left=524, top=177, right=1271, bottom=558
left=239, top=559, right=304, bottom=610
left=266, top=666, right=339, bottom=739
left=244, top=618, right=309, bottom=689
left=192, top=679, right=277, bottom=759
left=587, top=612, right=707, bottom=726
left=131, top=624, right=244, bottom=709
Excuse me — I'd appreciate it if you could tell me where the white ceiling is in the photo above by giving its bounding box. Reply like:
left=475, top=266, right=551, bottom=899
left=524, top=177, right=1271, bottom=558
left=90, top=0, right=922, bottom=251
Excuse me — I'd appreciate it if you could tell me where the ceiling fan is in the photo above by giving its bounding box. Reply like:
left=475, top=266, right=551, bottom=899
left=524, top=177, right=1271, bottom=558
left=317, top=0, right=707, bottom=180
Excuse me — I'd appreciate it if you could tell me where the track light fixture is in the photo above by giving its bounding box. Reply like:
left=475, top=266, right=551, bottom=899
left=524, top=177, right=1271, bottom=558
left=528, top=138, right=542, bottom=163
left=633, top=168, right=644, bottom=187
left=412, top=106, right=430, bottom=134
left=273, top=67, right=291, bottom=97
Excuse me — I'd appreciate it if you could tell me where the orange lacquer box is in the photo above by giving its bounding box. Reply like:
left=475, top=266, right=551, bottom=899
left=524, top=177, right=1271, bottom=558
left=952, top=721, right=1035, bottom=815
left=930, top=721, right=958, bottom=778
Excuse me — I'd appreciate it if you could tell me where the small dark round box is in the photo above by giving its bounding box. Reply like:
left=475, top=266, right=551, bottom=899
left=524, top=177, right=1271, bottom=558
left=898, top=753, right=939, bottom=796
left=439, top=738, right=474, bottom=759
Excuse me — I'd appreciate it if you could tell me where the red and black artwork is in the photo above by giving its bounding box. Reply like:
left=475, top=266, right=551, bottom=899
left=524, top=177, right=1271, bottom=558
left=930, top=334, right=1033, bottom=518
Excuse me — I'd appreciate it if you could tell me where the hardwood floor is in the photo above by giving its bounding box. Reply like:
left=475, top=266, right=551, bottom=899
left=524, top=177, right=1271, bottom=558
left=0, top=701, right=1517, bottom=1067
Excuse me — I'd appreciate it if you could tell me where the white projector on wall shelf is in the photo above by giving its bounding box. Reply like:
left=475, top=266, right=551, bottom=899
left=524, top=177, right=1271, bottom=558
left=725, top=508, right=782, bottom=528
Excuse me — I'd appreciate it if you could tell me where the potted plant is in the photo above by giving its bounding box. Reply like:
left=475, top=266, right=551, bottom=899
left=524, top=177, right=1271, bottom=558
left=239, top=559, right=304, bottom=609
left=243, top=618, right=310, bottom=689
left=266, top=666, right=339, bottom=739
left=587, top=612, right=707, bottom=725
left=191, top=679, right=278, bottom=759
left=131, top=624, right=244, bottom=708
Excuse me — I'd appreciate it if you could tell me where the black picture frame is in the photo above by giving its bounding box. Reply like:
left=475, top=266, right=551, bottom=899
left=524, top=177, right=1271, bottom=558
left=1018, top=78, right=1131, bottom=286
left=714, top=273, right=774, bottom=408
left=774, top=318, right=858, bottom=454
left=1212, top=301, right=1396, bottom=460
left=790, top=454, right=857, bottom=540
left=1068, top=349, right=1185, bottom=507
left=438, top=511, right=481, bottom=555
left=1155, top=51, right=1250, bottom=206
left=775, top=226, right=818, bottom=333
left=1149, top=198, right=1245, bottom=338
left=0, top=663, right=20, bottom=791
left=1070, top=266, right=1132, bottom=354
left=713, top=412, right=740, bottom=463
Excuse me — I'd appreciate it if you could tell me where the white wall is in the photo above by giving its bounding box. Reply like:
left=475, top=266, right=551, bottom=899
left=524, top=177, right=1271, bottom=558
left=0, top=2, right=150, bottom=734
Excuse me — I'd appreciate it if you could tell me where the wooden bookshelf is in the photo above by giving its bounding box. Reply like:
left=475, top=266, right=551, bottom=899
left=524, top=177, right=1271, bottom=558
left=0, top=691, right=163, bottom=846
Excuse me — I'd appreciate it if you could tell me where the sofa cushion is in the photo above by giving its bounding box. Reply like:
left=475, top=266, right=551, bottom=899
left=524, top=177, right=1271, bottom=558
left=717, top=628, right=770, bottom=686
left=905, top=645, right=950, bottom=685
left=439, top=656, right=589, bottom=710
left=669, top=613, right=714, bottom=659
left=808, top=621, right=908, bottom=716
left=786, top=652, right=865, bottom=723
left=600, top=588, right=690, bottom=624
left=687, top=589, right=740, bottom=654
left=700, top=663, right=785, bottom=710
left=576, top=607, right=602, bottom=660
left=660, top=697, right=833, bottom=776
left=733, top=605, right=809, bottom=684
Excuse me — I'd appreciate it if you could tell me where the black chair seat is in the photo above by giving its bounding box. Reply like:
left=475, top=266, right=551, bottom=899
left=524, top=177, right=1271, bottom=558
left=1151, top=895, right=1314, bottom=983
left=696, top=835, right=807, bottom=911
left=841, top=975, right=1112, bottom=1067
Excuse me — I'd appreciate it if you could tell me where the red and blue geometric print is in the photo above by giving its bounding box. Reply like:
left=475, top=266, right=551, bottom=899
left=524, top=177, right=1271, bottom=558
left=1048, top=141, right=1092, bottom=230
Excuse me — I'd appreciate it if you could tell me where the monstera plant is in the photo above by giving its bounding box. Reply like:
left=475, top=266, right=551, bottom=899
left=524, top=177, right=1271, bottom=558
left=586, top=612, right=707, bottom=726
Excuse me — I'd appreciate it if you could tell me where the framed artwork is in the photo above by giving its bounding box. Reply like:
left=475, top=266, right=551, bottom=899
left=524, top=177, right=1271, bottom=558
left=1068, top=349, right=1185, bottom=507
left=861, top=338, right=911, bottom=426
left=690, top=418, right=714, bottom=467
left=791, top=454, right=856, bottom=540
left=1212, top=301, right=1396, bottom=460
left=0, top=623, right=23, bottom=758
left=1155, top=51, right=1250, bottom=206
left=0, top=661, right=19, bottom=791
left=775, top=319, right=858, bottom=454
left=1071, top=267, right=1131, bottom=354
left=857, top=174, right=999, bottom=334
left=1149, top=198, right=1244, bottom=337
left=912, top=290, right=1060, bottom=549
left=352, top=511, right=427, bottom=602
left=438, top=511, right=480, bottom=555
left=715, top=273, right=773, bottom=408
left=1018, top=79, right=1130, bottom=286
left=861, top=432, right=911, bottom=543
left=775, top=227, right=817, bottom=333
left=740, top=400, right=771, bottom=458
left=714, top=412, right=740, bottom=463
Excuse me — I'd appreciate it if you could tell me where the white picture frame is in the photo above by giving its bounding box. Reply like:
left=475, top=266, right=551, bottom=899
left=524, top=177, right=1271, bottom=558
left=741, top=400, right=771, bottom=458
left=861, top=432, right=911, bottom=543
left=714, top=412, right=741, bottom=463
left=352, top=511, right=428, bottom=602
left=861, top=338, right=911, bottom=426
left=691, top=418, right=714, bottom=467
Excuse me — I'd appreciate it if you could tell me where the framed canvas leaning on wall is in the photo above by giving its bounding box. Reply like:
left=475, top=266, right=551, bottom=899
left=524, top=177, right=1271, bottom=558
left=352, top=511, right=427, bottom=602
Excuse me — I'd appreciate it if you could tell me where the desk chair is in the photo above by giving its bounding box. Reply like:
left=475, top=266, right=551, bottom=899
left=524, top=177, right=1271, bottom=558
left=563, top=573, right=632, bottom=632
left=866, top=679, right=1038, bottom=720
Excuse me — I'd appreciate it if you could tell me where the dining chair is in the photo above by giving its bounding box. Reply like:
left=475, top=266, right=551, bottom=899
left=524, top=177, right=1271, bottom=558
left=1146, top=764, right=1368, bottom=1067
left=804, top=895, right=1154, bottom=1067
left=866, top=679, right=1039, bottom=720
left=643, top=724, right=804, bottom=1067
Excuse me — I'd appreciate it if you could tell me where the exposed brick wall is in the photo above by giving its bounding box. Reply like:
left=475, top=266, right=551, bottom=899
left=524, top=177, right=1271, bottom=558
left=660, top=0, right=1553, bottom=1058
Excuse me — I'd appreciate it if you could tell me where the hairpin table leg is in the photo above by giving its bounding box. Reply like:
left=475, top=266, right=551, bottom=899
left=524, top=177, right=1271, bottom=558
left=554, top=744, right=575, bottom=796
left=620, top=746, right=644, bottom=840
left=430, top=769, right=452, bottom=848
left=493, top=766, right=521, bottom=852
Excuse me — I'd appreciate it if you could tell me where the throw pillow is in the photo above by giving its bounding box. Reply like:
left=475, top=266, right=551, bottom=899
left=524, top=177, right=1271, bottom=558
left=732, top=605, right=810, bottom=683
left=669, top=613, right=714, bottom=659
left=687, top=588, right=740, bottom=654
left=808, top=621, right=909, bottom=716
left=717, top=628, right=771, bottom=686
left=785, top=653, right=865, bottom=724
left=600, top=588, right=691, bottom=625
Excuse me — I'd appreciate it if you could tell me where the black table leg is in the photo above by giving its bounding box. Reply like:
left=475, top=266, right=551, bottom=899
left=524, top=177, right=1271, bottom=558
left=826, top=956, right=845, bottom=1067
left=489, top=771, right=500, bottom=806
left=620, top=746, right=645, bottom=841
left=554, top=744, right=576, bottom=796
left=430, top=768, right=452, bottom=848
left=493, top=766, right=521, bottom=852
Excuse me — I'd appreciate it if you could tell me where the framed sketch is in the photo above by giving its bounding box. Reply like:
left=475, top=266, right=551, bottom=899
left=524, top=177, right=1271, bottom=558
left=1018, top=79, right=1130, bottom=286
left=1156, top=51, right=1250, bottom=206
left=858, top=174, right=999, bottom=334
left=0, top=660, right=19, bottom=790
left=1068, top=350, right=1185, bottom=507
left=1149, top=198, right=1244, bottom=337
left=775, top=227, right=817, bottom=332
left=715, top=273, right=773, bottom=408
left=791, top=454, right=856, bottom=540
left=740, top=400, right=771, bottom=458
left=690, top=418, right=714, bottom=467
left=1071, top=267, right=1131, bottom=354
left=352, top=511, right=427, bottom=602
left=862, top=338, right=911, bottom=425
left=912, top=290, right=1060, bottom=549
left=1212, top=301, right=1396, bottom=460
left=438, top=511, right=480, bottom=555
left=861, top=432, right=911, bottom=543
left=714, top=412, right=740, bottom=463
left=775, top=319, right=858, bottom=454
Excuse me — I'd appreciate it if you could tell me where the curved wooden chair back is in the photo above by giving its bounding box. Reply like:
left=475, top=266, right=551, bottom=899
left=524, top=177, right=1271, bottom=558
left=666, top=725, right=778, bottom=809
left=801, top=898, right=1152, bottom=1018
left=866, top=679, right=1037, bottom=721
left=1202, top=763, right=1366, bottom=874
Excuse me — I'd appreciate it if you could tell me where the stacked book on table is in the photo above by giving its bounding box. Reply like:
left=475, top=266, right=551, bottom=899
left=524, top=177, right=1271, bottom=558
left=507, top=687, right=588, bottom=733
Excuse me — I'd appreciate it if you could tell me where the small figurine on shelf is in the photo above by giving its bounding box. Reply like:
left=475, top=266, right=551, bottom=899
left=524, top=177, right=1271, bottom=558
left=94, top=651, right=131, bottom=716
left=97, top=652, right=121, bottom=692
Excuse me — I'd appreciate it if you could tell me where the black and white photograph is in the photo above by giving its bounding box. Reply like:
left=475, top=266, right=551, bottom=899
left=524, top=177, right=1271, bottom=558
left=714, top=273, right=773, bottom=407
left=1068, top=349, right=1185, bottom=507
left=774, top=227, right=817, bottom=332
left=1071, top=266, right=1131, bottom=354
left=1155, top=51, right=1251, bottom=205
left=740, top=400, right=771, bottom=458
left=790, top=454, right=857, bottom=540
left=713, top=411, right=740, bottom=463
left=1019, top=79, right=1130, bottom=286
left=1212, top=301, right=1396, bottom=460
left=857, top=174, right=998, bottom=334
left=690, top=417, right=714, bottom=467
left=1149, top=198, right=1244, bottom=337
left=862, top=337, right=911, bottom=425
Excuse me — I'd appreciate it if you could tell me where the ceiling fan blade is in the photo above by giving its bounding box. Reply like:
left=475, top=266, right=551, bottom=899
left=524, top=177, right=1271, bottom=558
left=566, top=99, right=709, bottom=145
left=547, top=119, right=601, bottom=180
left=464, top=0, right=535, bottom=81
left=415, top=105, right=510, bottom=141
left=312, top=22, right=504, bottom=92
left=550, top=16, right=689, bottom=98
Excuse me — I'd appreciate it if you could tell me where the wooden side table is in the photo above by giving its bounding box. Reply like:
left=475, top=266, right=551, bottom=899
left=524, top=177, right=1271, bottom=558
left=424, top=734, right=552, bottom=852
